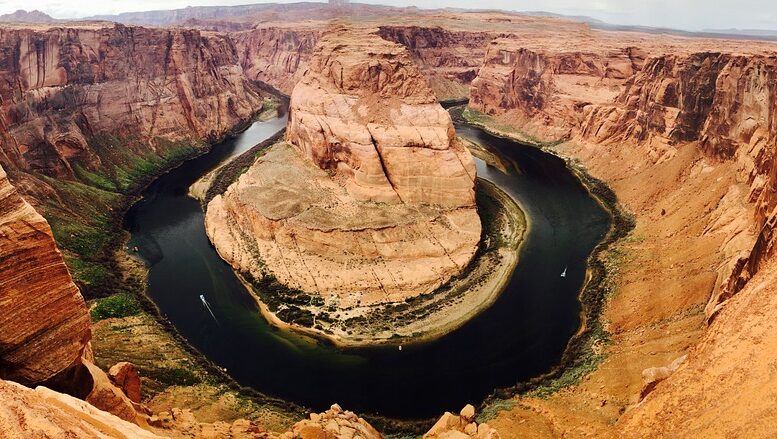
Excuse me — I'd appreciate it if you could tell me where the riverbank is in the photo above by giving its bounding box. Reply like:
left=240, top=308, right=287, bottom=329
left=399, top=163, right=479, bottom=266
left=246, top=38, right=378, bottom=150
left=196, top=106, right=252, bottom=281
left=453, top=105, right=635, bottom=408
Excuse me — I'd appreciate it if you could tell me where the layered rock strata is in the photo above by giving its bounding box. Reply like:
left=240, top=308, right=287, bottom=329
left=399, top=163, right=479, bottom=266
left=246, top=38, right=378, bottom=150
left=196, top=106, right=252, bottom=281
left=377, top=26, right=492, bottom=99
left=207, top=29, right=480, bottom=321
left=234, top=26, right=320, bottom=95
left=0, top=23, right=264, bottom=192
left=0, top=379, right=162, bottom=439
left=467, top=31, right=777, bottom=438
left=470, top=37, right=647, bottom=141
left=0, top=164, right=90, bottom=384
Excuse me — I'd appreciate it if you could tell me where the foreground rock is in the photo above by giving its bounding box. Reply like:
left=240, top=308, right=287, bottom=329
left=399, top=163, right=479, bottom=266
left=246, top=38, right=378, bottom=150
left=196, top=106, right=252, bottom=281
left=0, top=164, right=90, bottom=385
left=425, top=405, right=500, bottom=439
left=280, top=404, right=382, bottom=439
left=0, top=379, right=162, bottom=439
left=206, top=28, right=481, bottom=341
left=108, top=362, right=142, bottom=403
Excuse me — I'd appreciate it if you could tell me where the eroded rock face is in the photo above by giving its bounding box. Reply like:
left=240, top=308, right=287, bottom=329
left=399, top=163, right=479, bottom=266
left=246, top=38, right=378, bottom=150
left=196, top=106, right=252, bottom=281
left=470, top=38, right=777, bottom=317
left=234, top=26, right=320, bottom=95
left=0, top=379, right=162, bottom=439
left=0, top=164, right=90, bottom=385
left=287, top=30, right=477, bottom=207
left=207, top=30, right=480, bottom=313
left=470, top=37, right=646, bottom=141
left=377, top=26, right=492, bottom=99
left=578, top=53, right=777, bottom=315
left=0, top=23, right=263, bottom=183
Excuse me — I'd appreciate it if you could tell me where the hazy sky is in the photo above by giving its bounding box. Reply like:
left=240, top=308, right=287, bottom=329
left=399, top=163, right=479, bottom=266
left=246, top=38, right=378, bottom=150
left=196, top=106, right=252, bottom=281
left=1, top=0, right=776, bottom=31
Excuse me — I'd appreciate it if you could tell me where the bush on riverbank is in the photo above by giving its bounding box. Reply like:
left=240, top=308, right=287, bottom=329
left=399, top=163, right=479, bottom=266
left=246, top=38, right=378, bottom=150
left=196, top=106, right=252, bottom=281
left=90, top=293, right=143, bottom=321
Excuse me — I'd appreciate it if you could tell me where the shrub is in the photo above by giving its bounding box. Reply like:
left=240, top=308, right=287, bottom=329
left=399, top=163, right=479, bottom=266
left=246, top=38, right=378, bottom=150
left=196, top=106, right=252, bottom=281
left=90, top=293, right=142, bottom=321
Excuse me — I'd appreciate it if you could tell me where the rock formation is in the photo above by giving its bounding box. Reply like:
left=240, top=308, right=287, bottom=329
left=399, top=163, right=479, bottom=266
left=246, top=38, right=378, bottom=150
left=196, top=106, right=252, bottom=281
left=206, top=29, right=480, bottom=317
left=0, top=163, right=90, bottom=385
left=0, top=379, right=163, bottom=439
left=279, top=404, right=382, bottom=439
left=466, top=28, right=777, bottom=438
left=377, top=26, right=492, bottom=99
left=108, top=362, right=142, bottom=403
left=470, top=37, right=647, bottom=141
left=0, top=23, right=264, bottom=190
left=425, top=405, right=500, bottom=439
left=234, top=26, right=320, bottom=94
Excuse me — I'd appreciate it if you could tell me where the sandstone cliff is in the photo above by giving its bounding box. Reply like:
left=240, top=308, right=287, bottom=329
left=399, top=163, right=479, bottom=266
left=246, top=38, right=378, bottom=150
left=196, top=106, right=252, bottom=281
left=206, top=29, right=480, bottom=338
left=0, top=22, right=268, bottom=297
left=576, top=52, right=777, bottom=316
left=470, top=37, right=646, bottom=142
left=377, top=26, right=492, bottom=100
left=233, top=26, right=320, bottom=95
left=467, top=31, right=777, bottom=438
left=0, top=163, right=90, bottom=385
left=0, top=23, right=264, bottom=182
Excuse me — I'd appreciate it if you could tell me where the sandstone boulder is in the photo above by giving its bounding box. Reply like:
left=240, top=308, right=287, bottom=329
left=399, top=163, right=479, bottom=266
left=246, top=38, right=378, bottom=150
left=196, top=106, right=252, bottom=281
left=109, top=362, right=142, bottom=403
left=279, top=404, right=382, bottom=439
left=0, top=378, right=162, bottom=439
left=424, top=405, right=500, bottom=439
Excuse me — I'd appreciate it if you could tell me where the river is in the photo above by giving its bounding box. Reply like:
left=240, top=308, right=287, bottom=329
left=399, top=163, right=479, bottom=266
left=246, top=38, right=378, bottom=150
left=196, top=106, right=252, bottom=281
left=124, top=114, right=610, bottom=419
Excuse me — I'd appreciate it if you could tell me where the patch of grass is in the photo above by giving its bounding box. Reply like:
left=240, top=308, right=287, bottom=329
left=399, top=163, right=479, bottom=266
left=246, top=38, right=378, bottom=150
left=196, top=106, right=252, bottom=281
left=460, top=107, right=564, bottom=148
left=146, top=366, right=200, bottom=387
left=91, top=293, right=142, bottom=321
left=477, top=399, right=516, bottom=423
left=384, top=434, right=422, bottom=439
left=530, top=321, right=610, bottom=398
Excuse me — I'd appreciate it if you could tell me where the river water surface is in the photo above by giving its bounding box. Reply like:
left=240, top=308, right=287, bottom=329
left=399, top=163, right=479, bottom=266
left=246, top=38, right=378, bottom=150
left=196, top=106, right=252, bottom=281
left=124, top=114, right=610, bottom=419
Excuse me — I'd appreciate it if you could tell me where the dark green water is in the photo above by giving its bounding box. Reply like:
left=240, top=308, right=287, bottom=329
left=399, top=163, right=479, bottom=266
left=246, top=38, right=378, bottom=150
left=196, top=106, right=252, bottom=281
left=124, top=115, right=610, bottom=419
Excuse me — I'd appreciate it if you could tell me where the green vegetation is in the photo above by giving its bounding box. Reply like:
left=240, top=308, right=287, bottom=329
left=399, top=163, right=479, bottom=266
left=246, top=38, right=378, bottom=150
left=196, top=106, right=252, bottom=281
left=242, top=271, right=322, bottom=328
left=477, top=399, right=516, bottom=423
left=460, top=107, right=565, bottom=148
left=203, top=131, right=285, bottom=205
left=38, top=134, right=207, bottom=299
left=257, top=97, right=281, bottom=121
left=90, top=292, right=142, bottom=321
left=146, top=366, right=201, bottom=387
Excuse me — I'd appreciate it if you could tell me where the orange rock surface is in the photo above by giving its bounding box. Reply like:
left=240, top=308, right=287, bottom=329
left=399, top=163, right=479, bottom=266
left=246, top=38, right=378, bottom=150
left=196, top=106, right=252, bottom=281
left=0, top=163, right=90, bottom=385
left=466, top=23, right=777, bottom=439
left=206, top=29, right=480, bottom=312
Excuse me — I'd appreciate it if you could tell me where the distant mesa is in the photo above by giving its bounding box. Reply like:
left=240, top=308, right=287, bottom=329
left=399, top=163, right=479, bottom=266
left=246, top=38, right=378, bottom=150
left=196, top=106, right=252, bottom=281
left=0, top=9, right=57, bottom=23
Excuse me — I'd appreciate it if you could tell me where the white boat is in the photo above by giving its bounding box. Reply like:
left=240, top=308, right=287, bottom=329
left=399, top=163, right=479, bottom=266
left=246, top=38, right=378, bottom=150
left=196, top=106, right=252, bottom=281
left=200, top=294, right=218, bottom=323
left=560, top=267, right=567, bottom=278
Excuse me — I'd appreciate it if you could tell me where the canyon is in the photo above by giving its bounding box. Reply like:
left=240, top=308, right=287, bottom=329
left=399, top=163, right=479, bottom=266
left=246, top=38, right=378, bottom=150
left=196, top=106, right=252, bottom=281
left=465, top=27, right=777, bottom=438
left=1, top=3, right=777, bottom=438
